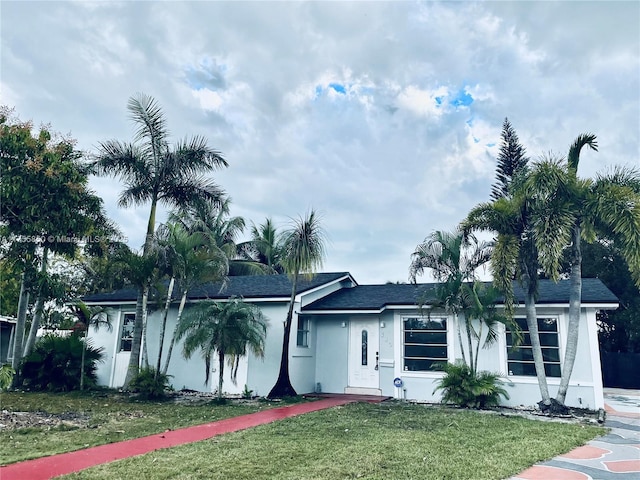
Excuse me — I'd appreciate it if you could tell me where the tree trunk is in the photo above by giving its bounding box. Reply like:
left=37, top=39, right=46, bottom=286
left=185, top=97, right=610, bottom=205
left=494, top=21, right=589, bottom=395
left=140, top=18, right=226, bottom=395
left=524, top=286, right=551, bottom=406
left=218, top=350, right=225, bottom=400
left=267, top=274, right=298, bottom=398
left=23, top=248, right=49, bottom=357
left=465, top=318, right=475, bottom=374
left=162, top=290, right=188, bottom=375
left=474, top=321, right=483, bottom=375
left=80, top=332, right=87, bottom=390
left=455, top=313, right=467, bottom=366
left=556, top=224, right=582, bottom=404
left=11, top=272, right=29, bottom=372
left=126, top=195, right=157, bottom=385
left=156, top=276, right=175, bottom=377
left=123, top=288, right=145, bottom=388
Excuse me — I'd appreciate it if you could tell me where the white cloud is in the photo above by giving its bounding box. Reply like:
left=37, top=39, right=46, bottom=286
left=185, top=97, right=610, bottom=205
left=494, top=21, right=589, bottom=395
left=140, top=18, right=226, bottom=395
left=1, top=1, right=638, bottom=285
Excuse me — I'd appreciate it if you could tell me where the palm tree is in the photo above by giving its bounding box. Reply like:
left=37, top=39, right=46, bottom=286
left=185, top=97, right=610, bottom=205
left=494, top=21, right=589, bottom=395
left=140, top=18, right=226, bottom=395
left=94, top=93, right=228, bottom=387
left=527, top=134, right=640, bottom=405
left=171, top=198, right=269, bottom=276
left=268, top=211, right=326, bottom=398
left=154, top=222, right=229, bottom=375
left=237, top=218, right=285, bottom=273
left=462, top=119, right=555, bottom=408
left=70, top=301, right=113, bottom=390
left=174, top=298, right=268, bottom=400
left=409, top=229, right=493, bottom=374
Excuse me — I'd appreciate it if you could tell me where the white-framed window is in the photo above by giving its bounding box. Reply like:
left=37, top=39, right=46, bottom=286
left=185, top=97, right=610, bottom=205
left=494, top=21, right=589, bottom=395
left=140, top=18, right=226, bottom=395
left=296, top=316, right=310, bottom=348
left=120, top=313, right=135, bottom=352
left=506, top=317, right=561, bottom=377
left=403, top=316, right=448, bottom=372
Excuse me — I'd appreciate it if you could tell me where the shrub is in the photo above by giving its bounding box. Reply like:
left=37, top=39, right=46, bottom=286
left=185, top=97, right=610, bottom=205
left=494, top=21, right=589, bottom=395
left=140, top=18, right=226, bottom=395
left=0, top=364, right=15, bottom=390
left=128, top=367, right=172, bottom=400
left=433, top=361, right=509, bottom=409
left=20, top=334, right=104, bottom=391
left=242, top=384, right=254, bottom=399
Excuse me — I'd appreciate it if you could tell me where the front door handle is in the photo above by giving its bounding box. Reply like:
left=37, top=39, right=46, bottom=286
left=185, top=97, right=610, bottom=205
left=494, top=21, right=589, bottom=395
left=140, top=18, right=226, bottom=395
left=375, top=351, right=379, bottom=370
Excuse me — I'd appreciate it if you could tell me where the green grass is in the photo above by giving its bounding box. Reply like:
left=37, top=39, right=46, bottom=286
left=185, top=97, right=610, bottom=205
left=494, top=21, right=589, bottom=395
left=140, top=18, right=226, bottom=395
left=60, top=402, right=605, bottom=480
left=0, top=390, right=275, bottom=464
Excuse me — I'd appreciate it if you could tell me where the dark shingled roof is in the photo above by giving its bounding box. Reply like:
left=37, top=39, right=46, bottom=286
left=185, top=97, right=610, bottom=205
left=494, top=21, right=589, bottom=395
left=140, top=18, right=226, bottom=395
left=83, top=272, right=352, bottom=303
left=302, top=278, right=618, bottom=312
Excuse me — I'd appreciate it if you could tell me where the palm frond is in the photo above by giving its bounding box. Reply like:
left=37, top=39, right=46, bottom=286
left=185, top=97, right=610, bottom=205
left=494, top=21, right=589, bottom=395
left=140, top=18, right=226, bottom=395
left=281, top=210, right=326, bottom=278
left=567, top=133, right=598, bottom=173
left=127, top=93, right=170, bottom=153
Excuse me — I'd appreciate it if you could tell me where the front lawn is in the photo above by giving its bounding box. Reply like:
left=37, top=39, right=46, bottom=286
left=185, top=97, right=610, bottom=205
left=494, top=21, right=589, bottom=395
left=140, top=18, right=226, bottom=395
left=0, top=390, right=274, bottom=465
left=61, top=402, right=605, bottom=480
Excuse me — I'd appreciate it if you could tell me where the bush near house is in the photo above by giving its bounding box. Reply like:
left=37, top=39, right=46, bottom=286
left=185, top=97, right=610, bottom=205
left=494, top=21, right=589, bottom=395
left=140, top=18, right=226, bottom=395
left=433, top=361, right=509, bottom=409
left=19, top=335, right=104, bottom=391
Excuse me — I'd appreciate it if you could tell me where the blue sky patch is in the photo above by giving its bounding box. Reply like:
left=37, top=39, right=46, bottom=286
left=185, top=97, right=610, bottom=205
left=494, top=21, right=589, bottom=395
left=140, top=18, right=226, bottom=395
left=329, top=83, right=346, bottom=94
left=450, top=89, right=474, bottom=107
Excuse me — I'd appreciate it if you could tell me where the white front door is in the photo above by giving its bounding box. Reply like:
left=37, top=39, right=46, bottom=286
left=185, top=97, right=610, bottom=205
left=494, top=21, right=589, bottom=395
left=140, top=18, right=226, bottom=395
left=347, top=318, right=380, bottom=393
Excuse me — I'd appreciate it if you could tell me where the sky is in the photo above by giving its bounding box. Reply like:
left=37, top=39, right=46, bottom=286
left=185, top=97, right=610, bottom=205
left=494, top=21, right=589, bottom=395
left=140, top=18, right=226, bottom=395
left=1, top=1, right=639, bottom=285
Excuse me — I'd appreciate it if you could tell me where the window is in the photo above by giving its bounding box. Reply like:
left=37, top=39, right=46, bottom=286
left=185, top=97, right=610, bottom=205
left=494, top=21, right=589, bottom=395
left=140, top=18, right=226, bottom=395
left=506, top=317, right=561, bottom=377
left=361, top=330, right=368, bottom=365
left=120, top=313, right=135, bottom=352
left=296, top=316, right=310, bottom=347
left=403, top=317, right=448, bottom=372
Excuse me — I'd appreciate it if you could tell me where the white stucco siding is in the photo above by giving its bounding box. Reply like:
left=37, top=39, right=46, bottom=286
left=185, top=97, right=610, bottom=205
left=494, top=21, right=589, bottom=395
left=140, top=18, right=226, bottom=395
left=246, top=303, right=289, bottom=397
left=87, top=307, right=132, bottom=388
left=378, top=310, right=396, bottom=396
left=314, top=315, right=348, bottom=394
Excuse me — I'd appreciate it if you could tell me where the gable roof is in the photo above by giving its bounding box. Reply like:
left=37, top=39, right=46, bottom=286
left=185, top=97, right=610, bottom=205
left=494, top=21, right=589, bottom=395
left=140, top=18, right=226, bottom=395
left=302, top=278, right=619, bottom=312
left=82, top=272, right=353, bottom=304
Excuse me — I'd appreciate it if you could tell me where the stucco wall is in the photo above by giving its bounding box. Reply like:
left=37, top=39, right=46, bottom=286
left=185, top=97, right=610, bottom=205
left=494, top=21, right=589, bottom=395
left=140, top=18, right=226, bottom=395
left=314, top=315, right=348, bottom=394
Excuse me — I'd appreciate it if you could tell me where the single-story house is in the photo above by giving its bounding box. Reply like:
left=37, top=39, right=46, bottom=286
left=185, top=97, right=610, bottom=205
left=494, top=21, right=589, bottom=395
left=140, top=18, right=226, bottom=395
left=82, top=273, right=618, bottom=410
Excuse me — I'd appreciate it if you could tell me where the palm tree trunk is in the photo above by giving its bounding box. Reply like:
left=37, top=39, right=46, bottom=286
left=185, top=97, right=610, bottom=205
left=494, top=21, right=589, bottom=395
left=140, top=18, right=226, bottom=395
left=455, top=313, right=467, bottom=367
left=80, top=331, right=87, bottom=390
left=474, top=321, right=483, bottom=375
left=556, top=224, right=582, bottom=404
left=24, top=248, right=49, bottom=357
left=127, top=195, right=158, bottom=385
left=465, top=318, right=475, bottom=374
left=218, top=350, right=225, bottom=400
left=162, top=290, right=188, bottom=375
left=11, top=272, right=29, bottom=372
left=124, top=288, right=145, bottom=388
left=524, top=286, right=551, bottom=406
left=156, top=276, right=175, bottom=376
left=267, top=273, right=298, bottom=398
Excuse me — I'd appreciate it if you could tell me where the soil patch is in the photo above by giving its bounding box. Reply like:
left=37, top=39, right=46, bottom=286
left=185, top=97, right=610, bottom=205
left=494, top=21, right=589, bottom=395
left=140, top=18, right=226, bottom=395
left=0, top=410, right=90, bottom=431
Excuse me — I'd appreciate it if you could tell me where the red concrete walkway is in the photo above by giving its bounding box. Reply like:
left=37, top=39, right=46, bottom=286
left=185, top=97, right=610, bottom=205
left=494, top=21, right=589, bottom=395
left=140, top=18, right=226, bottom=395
left=1, top=396, right=383, bottom=480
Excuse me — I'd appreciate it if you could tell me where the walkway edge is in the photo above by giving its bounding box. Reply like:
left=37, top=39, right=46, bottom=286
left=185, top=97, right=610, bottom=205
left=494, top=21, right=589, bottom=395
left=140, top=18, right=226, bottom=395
left=0, top=398, right=354, bottom=480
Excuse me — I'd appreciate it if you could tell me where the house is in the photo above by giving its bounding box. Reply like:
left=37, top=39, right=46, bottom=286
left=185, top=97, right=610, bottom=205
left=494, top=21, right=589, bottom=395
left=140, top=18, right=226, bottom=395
left=0, top=315, right=17, bottom=364
left=82, top=273, right=618, bottom=410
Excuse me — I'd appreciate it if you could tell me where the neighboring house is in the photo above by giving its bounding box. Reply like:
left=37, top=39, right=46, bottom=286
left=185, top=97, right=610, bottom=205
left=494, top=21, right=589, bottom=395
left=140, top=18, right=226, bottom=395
left=83, top=273, right=618, bottom=410
left=0, top=315, right=16, bottom=364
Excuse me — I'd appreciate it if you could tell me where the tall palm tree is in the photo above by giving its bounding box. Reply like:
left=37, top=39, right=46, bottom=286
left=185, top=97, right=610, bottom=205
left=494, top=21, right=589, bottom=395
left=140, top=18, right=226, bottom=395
left=462, top=119, right=555, bottom=408
left=409, top=229, right=493, bottom=373
left=237, top=218, right=285, bottom=273
left=527, top=134, right=640, bottom=404
left=174, top=298, right=268, bottom=400
left=154, top=222, right=229, bottom=375
left=268, top=211, right=326, bottom=398
left=171, top=198, right=269, bottom=276
left=94, top=93, right=228, bottom=387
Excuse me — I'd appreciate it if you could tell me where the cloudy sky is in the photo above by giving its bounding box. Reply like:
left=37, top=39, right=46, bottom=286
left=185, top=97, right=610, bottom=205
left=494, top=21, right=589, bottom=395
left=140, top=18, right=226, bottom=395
left=2, top=1, right=638, bottom=284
